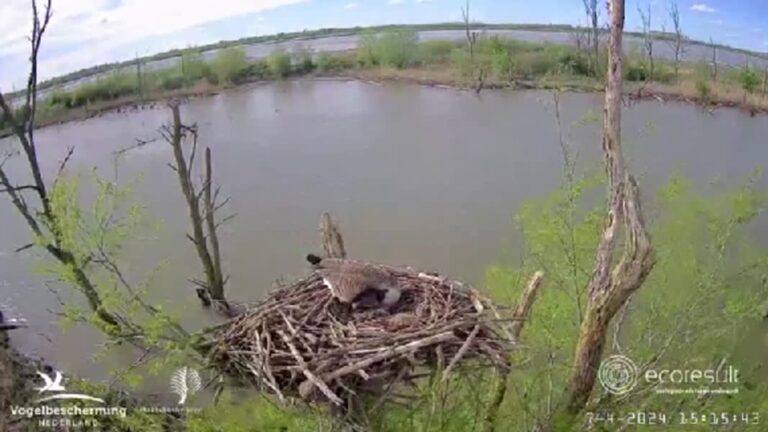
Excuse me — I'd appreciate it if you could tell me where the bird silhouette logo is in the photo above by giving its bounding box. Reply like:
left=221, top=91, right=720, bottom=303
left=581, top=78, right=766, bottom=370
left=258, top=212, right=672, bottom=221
left=33, top=370, right=105, bottom=403
left=35, top=370, right=66, bottom=392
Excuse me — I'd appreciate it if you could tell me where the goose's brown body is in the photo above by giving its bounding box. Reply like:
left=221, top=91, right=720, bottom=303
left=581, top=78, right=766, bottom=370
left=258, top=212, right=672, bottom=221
left=307, top=255, right=401, bottom=307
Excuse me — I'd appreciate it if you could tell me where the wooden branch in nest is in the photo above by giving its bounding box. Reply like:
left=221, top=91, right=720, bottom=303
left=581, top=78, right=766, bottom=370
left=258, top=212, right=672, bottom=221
left=207, top=265, right=512, bottom=414
left=441, top=325, right=479, bottom=382
left=326, top=331, right=457, bottom=382
left=279, top=330, right=343, bottom=406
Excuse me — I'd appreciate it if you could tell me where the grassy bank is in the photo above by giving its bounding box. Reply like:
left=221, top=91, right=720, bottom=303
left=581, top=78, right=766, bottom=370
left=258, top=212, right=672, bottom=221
left=10, top=21, right=767, bottom=99
left=3, top=30, right=767, bottom=136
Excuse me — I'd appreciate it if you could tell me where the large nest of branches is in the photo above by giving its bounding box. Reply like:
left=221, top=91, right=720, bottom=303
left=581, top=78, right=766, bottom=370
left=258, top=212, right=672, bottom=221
left=208, top=262, right=514, bottom=409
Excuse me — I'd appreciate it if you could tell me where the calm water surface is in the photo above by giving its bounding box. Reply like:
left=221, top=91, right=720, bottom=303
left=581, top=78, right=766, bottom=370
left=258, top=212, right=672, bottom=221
left=1, top=80, right=766, bottom=382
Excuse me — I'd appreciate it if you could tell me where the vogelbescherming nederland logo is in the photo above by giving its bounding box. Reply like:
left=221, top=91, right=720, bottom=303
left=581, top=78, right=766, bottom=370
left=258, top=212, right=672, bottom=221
left=34, top=370, right=105, bottom=404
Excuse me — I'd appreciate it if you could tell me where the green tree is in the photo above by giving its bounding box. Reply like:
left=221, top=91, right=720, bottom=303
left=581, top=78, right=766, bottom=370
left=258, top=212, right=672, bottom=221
left=485, top=169, right=768, bottom=430
left=375, top=29, right=418, bottom=68
left=180, top=50, right=214, bottom=84
left=358, top=29, right=418, bottom=69
left=267, top=48, right=292, bottom=78
left=212, top=47, right=249, bottom=85
left=740, top=68, right=760, bottom=95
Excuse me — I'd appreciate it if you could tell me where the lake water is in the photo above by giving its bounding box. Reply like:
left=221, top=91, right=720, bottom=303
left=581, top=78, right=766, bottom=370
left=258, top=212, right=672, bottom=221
left=1, top=80, right=767, bottom=383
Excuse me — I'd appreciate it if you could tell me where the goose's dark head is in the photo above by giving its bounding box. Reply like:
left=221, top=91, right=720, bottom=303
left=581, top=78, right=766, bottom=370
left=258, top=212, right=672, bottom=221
left=306, top=254, right=323, bottom=266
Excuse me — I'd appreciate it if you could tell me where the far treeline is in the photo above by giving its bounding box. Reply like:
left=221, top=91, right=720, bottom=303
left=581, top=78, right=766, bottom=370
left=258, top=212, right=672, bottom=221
left=3, top=25, right=768, bottom=135
left=6, top=21, right=767, bottom=99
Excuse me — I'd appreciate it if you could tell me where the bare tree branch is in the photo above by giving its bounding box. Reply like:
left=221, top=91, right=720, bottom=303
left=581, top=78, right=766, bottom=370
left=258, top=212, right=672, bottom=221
left=483, top=271, right=544, bottom=432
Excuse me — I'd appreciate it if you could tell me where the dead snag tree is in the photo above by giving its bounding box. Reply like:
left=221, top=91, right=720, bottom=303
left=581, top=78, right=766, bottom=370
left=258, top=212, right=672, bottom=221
left=164, top=103, right=232, bottom=314
left=559, top=0, right=656, bottom=422
left=637, top=3, right=654, bottom=80
left=666, top=1, right=684, bottom=79
left=461, top=0, right=485, bottom=94
left=582, top=0, right=600, bottom=76
left=710, top=37, right=718, bottom=80
left=320, top=212, right=347, bottom=259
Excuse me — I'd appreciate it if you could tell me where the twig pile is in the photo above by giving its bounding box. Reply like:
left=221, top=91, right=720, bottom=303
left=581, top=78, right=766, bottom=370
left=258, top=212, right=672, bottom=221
left=208, top=263, right=514, bottom=409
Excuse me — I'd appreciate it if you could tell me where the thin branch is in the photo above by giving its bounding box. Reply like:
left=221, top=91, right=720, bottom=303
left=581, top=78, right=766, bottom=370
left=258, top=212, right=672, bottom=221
left=0, top=184, right=39, bottom=193
left=509, top=271, right=545, bottom=342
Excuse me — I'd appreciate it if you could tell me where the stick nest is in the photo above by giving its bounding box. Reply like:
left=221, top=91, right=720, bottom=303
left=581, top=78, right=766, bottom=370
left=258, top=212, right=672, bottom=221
left=208, top=262, right=513, bottom=408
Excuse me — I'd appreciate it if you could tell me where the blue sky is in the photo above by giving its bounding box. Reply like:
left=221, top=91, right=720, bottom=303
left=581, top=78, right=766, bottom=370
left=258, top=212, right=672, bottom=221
left=0, top=0, right=766, bottom=89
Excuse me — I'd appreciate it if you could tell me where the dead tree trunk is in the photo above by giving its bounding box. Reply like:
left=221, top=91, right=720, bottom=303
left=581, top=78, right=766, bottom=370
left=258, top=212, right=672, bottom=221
left=582, top=0, right=600, bottom=77
left=462, top=0, right=475, bottom=60
left=638, top=3, right=654, bottom=80
left=667, top=1, right=684, bottom=80
left=166, top=104, right=231, bottom=313
left=320, top=212, right=347, bottom=259
left=461, top=0, right=484, bottom=94
left=710, top=38, right=718, bottom=80
left=556, top=0, right=655, bottom=423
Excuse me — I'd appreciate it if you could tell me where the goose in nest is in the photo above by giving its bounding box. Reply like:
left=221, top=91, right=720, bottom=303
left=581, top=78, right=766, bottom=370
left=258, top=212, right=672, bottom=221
left=306, top=254, right=402, bottom=308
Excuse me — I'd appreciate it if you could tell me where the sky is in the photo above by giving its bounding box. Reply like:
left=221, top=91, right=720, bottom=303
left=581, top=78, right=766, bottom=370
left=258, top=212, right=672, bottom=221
left=0, top=0, right=766, bottom=89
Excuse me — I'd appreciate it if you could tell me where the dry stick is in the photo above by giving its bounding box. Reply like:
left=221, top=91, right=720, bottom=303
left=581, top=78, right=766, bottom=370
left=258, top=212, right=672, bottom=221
left=441, top=325, right=480, bottom=383
left=320, top=212, right=347, bottom=258
left=279, top=330, right=344, bottom=406
left=322, top=332, right=456, bottom=382
left=509, top=271, right=544, bottom=342
left=483, top=271, right=544, bottom=432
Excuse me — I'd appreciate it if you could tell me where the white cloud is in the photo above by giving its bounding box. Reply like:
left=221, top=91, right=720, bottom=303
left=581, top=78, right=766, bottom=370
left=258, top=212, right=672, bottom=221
left=388, top=0, right=405, bottom=4
left=0, top=0, right=307, bottom=88
left=415, top=0, right=433, bottom=3
left=344, top=2, right=359, bottom=9
left=690, top=3, right=716, bottom=13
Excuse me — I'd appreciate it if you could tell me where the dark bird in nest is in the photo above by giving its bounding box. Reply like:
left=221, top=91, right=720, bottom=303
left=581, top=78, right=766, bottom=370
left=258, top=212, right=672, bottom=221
left=306, top=254, right=402, bottom=309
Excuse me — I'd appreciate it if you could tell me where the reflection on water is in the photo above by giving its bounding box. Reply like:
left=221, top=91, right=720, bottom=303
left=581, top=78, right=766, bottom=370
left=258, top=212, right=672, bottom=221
left=1, top=80, right=766, bottom=383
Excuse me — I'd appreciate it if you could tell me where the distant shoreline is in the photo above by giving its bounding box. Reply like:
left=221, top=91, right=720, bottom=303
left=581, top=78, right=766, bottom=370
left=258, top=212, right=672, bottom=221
left=5, top=22, right=767, bottom=99
left=1, top=73, right=764, bottom=141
